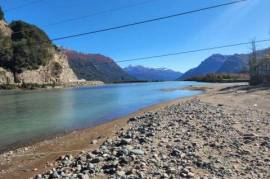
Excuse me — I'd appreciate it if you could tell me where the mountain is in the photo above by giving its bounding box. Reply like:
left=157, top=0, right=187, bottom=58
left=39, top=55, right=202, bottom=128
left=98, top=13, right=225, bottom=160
left=217, top=54, right=249, bottom=73
left=217, top=48, right=270, bottom=74
left=179, top=54, right=227, bottom=80
left=124, top=65, right=182, bottom=81
left=179, top=48, right=270, bottom=80
left=64, top=50, right=136, bottom=83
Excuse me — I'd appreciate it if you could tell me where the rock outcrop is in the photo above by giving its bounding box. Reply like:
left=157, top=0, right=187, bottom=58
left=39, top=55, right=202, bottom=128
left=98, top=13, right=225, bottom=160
left=0, top=20, right=11, bottom=37
left=0, top=19, right=80, bottom=85
left=15, top=49, right=79, bottom=84
left=0, top=67, right=14, bottom=84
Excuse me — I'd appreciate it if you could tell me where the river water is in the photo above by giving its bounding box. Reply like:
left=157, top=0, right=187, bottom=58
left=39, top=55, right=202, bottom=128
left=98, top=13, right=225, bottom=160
left=0, top=81, right=205, bottom=151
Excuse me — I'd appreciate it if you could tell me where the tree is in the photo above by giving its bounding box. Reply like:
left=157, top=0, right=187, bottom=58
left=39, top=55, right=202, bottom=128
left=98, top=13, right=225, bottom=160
left=0, top=35, right=13, bottom=69
left=9, top=21, right=53, bottom=73
left=0, top=6, right=4, bottom=20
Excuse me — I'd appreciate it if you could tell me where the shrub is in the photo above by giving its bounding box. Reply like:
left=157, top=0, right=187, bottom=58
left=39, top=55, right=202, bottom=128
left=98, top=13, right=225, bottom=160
left=0, top=35, right=13, bottom=69
left=51, top=62, right=63, bottom=77
left=9, top=21, right=53, bottom=73
left=0, top=7, right=4, bottom=20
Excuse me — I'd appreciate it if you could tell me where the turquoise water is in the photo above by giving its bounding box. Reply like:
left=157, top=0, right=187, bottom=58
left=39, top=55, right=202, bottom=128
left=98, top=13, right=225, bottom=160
left=0, top=81, right=204, bottom=151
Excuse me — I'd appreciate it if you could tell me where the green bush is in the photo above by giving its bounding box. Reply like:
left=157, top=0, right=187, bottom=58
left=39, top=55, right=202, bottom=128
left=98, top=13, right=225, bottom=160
left=0, top=7, right=4, bottom=20
left=9, top=21, right=53, bottom=73
left=0, top=35, right=13, bottom=69
left=185, top=73, right=249, bottom=83
left=0, top=84, right=17, bottom=90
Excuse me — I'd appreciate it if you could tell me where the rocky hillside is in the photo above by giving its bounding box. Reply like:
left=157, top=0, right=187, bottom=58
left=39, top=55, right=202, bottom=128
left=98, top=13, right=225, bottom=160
left=64, top=49, right=135, bottom=83
left=179, top=48, right=269, bottom=80
left=124, top=65, right=182, bottom=81
left=0, top=11, right=78, bottom=85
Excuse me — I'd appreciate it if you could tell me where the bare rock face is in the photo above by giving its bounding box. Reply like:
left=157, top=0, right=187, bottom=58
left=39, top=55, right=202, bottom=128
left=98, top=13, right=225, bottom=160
left=0, top=19, right=89, bottom=86
left=0, top=67, right=14, bottom=84
left=16, top=49, right=79, bottom=85
left=0, top=20, right=14, bottom=84
left=0, top=20, right=12, bottom=37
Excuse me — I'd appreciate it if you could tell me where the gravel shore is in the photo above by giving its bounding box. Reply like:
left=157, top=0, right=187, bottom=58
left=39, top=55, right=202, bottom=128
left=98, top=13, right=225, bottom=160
left=35, top=91, right=270, bottom=178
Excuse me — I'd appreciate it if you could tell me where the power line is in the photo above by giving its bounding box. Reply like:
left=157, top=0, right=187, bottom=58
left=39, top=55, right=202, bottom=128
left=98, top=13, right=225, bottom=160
left=51, top=0, right=247, bottom=41
left=115, top=39, right=270, bottom=63
left=5, top=0, right=46, bottom=12
left=9, top=0, right=154, bottom=36
left=63, top=38, right=270, bottom=67
left=1, top=39, right=269, bottom=81
left=10, top=0, right=246, bottom=37
left=42, top=0, right=154, bottom=28
left=0, top=0, right=247, bottom=49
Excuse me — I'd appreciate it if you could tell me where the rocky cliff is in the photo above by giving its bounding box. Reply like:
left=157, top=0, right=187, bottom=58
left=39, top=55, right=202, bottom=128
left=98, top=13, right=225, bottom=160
left=0, top=20, right=14, bottom=84
left=0, top=67, right=14, bottom=84
left=0, top=18, right=79, bottom=85
left=15, top=48, right=79, bottom=84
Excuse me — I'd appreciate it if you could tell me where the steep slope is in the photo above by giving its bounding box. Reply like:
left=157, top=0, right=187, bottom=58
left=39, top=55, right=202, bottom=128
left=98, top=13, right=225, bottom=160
left=124, top=65, right=182, bottom=81
left=0, top=11, right=79, bottom=85
left=179, top=48, right=270, bottom=80
left=217, top=54, right=249, bottom=73
left=64, top=50, right=135, bottom=83
left=179, top=54, right=227, bottom=80
left=217, top=48, right=270, bottom=74
left=15, top=48, right=79, bottom=84
left=0, top=20, right=14, bottom=84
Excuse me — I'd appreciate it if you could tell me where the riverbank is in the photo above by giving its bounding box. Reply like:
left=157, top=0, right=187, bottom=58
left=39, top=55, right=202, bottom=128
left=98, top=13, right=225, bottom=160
left=0, top=83, right=269, bottom=178
left=0, top=81, right=104, bottom=90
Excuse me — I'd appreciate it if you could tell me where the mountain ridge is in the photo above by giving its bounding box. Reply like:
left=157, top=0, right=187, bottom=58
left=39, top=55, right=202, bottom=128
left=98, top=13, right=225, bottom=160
left=124, top=65, right=182, bottom=81
left=64, top=49, right=136, bottom=83
left=179, top=48, right=270, bottom=80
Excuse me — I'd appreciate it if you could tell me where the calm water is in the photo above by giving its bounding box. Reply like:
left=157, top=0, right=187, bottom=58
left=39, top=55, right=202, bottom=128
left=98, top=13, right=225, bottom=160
left=0, top=81, right=204, bottom=151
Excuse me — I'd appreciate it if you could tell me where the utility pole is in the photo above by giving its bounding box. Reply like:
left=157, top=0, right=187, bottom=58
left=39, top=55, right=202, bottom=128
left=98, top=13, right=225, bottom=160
left=249, top=40, right=257, bottom=85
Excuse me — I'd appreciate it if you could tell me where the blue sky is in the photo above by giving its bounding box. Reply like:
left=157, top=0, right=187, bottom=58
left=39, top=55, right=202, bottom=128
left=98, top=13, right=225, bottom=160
left=1, top=0, right=269, bottom=72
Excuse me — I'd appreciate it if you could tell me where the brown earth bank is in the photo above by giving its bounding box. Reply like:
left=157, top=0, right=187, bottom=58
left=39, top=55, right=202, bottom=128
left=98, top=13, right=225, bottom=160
left=0, top=83, right=269, bottom=179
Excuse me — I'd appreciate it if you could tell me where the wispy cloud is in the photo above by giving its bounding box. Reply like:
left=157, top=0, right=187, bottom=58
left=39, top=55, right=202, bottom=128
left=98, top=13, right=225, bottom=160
left=190, top=0, right=261, bottom=44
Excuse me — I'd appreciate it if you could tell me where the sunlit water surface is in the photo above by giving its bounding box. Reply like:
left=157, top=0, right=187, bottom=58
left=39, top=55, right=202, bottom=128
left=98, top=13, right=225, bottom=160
left=0, top=81, right=206, bottom=151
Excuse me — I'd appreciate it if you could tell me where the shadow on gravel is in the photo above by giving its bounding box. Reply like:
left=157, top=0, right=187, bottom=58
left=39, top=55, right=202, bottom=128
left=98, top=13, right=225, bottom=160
left=219, top=84, right=270, bottom=94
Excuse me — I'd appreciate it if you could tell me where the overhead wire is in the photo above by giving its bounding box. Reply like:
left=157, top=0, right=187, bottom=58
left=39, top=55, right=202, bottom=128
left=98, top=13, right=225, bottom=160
left=0, top=0, right=247, bottom=49
left=51, top=0, right=247, bottom=41
left=5, top=0, right=46, bottom=12
left=9, top=0, right=155, bottom=35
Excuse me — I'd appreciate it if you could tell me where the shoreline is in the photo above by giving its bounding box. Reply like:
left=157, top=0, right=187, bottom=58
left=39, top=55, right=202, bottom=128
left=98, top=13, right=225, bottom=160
left=0, top=85, right=211, bottom=179
left=0, top=85, right=207, bottom=154
left=1, top=82, right=269, bottom=178
left=0, top=80, right=105, bottom=91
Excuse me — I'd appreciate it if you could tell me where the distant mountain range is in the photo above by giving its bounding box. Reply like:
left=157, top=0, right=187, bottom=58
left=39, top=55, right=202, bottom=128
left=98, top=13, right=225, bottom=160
left=64, top=50, right=135, bottom=83
left=124, top=65, right=182, bottom=81
left=179, top=48, right=269, bottom=80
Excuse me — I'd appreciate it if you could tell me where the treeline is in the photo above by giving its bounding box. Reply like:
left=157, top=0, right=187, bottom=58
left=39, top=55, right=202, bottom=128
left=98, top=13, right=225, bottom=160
left=185, top=73, right=249, bottom=83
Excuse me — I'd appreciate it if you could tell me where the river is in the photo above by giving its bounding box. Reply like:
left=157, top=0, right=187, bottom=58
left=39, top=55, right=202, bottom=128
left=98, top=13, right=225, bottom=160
left=0, top=81, right=205, bottom=152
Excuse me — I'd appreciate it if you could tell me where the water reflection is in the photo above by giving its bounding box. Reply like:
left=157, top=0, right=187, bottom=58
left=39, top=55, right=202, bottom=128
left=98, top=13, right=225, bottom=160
left=0, top=81, right=204, bottom=151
